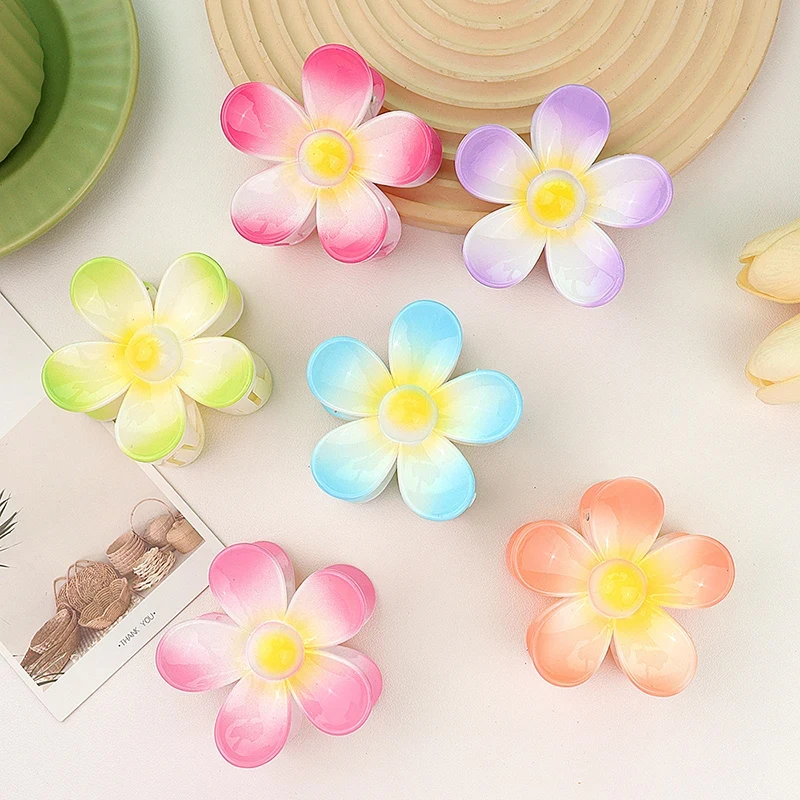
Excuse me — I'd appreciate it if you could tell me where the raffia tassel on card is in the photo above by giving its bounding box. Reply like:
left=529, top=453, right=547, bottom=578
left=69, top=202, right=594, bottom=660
left=166, top=513, right=203, bottom=554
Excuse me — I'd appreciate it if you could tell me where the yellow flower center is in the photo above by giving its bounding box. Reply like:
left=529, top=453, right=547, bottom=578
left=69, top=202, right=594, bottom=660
left=526, top=169, right=586, bottom=229
left=125, top=325, right=182, bottom=382
left=378, top=385, right=438, bottom=444
left=587, top=559, right=647, bottom=619
left=298, top=129, right=354, bottom=187
left=246, top=621, right=305, bottom=681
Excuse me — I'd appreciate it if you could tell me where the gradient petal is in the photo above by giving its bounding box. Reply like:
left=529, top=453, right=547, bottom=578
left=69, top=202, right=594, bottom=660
left=285, top=566, right=374, bottom=647
left=433, top=370, right=522, bottom=444
left=531, top=84, right=610, bottom=174
left=641, top=533, right=734, bottom=608
left=42, top=342, right=133, bottom=413
left=114, top=378, right=186, bottom=463
left=352, top=111, right=441, bottom=187
left=208, top=542, right=289, bottom=632
left=582, top=477, right=664, bottom=562
left=316, top=174, right=388, bottom=263
left=214, top=673, right=292, bottom=768
left=462, top=204, right=547, bottom=289
left=221, top=81, right=311, bottom=161
left=366, top=67, right=386, bottom=120
left=545, top=217, right=624, bottom=307
left=311, top=417, right=398, bottom=502
left=746, top=313, right=800, bottom=385
left=371, top=184, right=402, bottom=259
left=397, top=433, right=475, bottom=521
left=302, top=44, right=373, bottom=132
left=455, top=124, right=540, bottom=203
left=174, top=338, right=255, bottom=409
left=326, top=645, right=382, bottom=703
left=289, top=647, right=374, bottom=735
left=231, top=162, right=317, bottom=246
left=156, top=616, right=248, bottom=692
left=252, top=541, right=295, bottom=596
left=527, top=596, right=612, bottom=687
left=583, top=155, right=673, bottom=228
left=507, top=521, right=599, bottom=596
left=388, top=300, right=462, bottom=392
left=70, top=257, right=153, bottom=343
left=307, top=337, right=394, bottom=418
left=612, top=603, right=697, bottom=697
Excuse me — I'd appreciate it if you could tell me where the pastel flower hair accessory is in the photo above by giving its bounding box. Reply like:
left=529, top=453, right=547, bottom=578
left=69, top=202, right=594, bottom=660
left=42, top=254, right=271, bottom=466
left=507, top=477, right=734, bottom=696
left=156, top=542, right=381, bottom=768
left=221, top=44, right=442, bottom=264
left=455, top=85, right=673, bottom=306
left=307, top=300, right=523, bottom=521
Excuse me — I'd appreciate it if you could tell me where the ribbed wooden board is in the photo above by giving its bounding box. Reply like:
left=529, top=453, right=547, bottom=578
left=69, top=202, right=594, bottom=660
left=205, top=0, right=781, bottom=234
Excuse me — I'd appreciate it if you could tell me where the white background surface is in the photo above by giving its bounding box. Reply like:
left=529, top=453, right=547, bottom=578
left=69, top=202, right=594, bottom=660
left=1, top=0, right=799, bottom=797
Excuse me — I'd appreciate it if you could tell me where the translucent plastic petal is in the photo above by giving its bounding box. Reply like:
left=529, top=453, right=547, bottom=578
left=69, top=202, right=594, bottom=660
left=397, top=433, right=475, bottom=522
left=370, top=183, right=402, bottom=259
left=455, top=124, right=540, bottom=203
left=70, top=257, right=153, bottom=343
left=311, top=417, right=399, bottom=503
left=545, top=217, right=625, bottom=307
left=755, top=375, right=800, bottom=404
left=155, top=616, right=248, bottom=692
left=325, top=645, right=382, bottom=703
left=252, top=541, right=295, bottom=597
left=307, top=337, right=394, bottom=417
left=174, top=338, right=255, bottom=409
left=526, top=596, right=612, bottom=687
left=507, top=521, right=599, bottom=596
left=388, top=300, right=462, bottom=392
left=433, top=370, right=523, bottom=444
left=531, top=85, right=610, bottom=174
left=114, top=378, right=186, bottom=463
left=612, top=603, right=697, bottom=697
left=208, top=542, right=289, bottom=632
left=154, top=253, right=229, bottom=341
left=214, top=673, right=292, bottom=768
left=220, top=81, right=311, bottom=160
left=746, top=313, right=800, bottom=384
left=366, top=67, right=386, bottom=120
left=42, top=342, right=132, bottom=413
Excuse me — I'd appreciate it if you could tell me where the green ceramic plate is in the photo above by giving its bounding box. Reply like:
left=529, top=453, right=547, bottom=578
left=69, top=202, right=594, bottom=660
left=0, top=0, right=138, bottom=257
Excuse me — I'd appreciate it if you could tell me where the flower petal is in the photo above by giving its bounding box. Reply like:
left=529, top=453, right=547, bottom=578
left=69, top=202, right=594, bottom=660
left=214, top=673, right=292, bottom=768
left=208, top=542, right=289, bottom=632
left=371, top=183, right=402, bottom=259
left=288, top=647, right=374, bottom=735
left=154, top=253, right=229, bottom=341
left=641, top=533, right=735, bottom=608
left=307, top=336, right=394, bottom=418
left=545, top=217, right=624, bottom=307
left=326, top=645, right=382, bottom=703
left=507, top=521, right=599, bottom=596
left=747, top=313, right=800, bottom=384
left=582, top=477, right=664, bottom=562
left=42, top=342, right=133, bottom=413
left=397, top=433, right=475, bottom=521
left=531, top=84, right=610, bottom=174
left=302, top=44, right=373, bottom=132
left=740, top=217, right=800, bottom=262
left=252, top=541, right=295, bottom=596
left=455, top=124, right=540, bottom=203
left=70, top=257, right=153, bottom=344
left=462, top=204, right=547, bottom=289
left=285, top=566, right=374, bottom=647
left=231, top=162, right=317, bottom=246
left=526, top=596, right=612, bottom=687
left=583, top=154, right=673, bottom=228
left=221, top=81, right=311, bottom=161
left=366, top=67, right=386, bottom=120
left=755, top=375, right=800, bottom=404
left=311, top=417, right=398, bottom=502
left=156, top=616, right=248, bottom=692
left=114, top=378, right=186, bottom=463
left=316, top=174, right=388, bottom=263
left=611, top=603, right=697, bottom=697
left=174, top=337, right=255, bottom=409
left=388, top=300, right=462, bottom=392
left=433, top=370, right=522, bottom=444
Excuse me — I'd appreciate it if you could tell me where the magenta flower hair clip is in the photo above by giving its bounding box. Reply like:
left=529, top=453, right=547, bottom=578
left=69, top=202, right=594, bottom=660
left=456, top=85, right=673, bottom=306
left=507, top=477, right=734, bottom=696
left=221, top=44, right=442, bottom=264
left=156, top=542, right=381, bottom=767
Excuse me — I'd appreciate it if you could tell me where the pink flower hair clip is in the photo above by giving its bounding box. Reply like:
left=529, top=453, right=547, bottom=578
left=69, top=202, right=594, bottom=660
left=456, top=85, right=673, bottom=306
left=156, top=542, right=381, bottom=767
left=221, top=44, right=442, bottom=264
left=506, top=478, right=734, bottom=696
